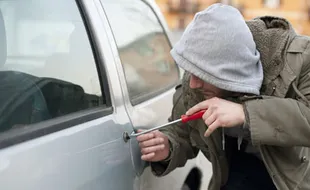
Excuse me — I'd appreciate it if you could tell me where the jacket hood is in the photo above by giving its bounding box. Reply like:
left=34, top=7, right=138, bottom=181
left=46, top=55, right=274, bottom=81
left=171, top=4, right=263, bottom=95
left=246, top=16, right=297, bottom=82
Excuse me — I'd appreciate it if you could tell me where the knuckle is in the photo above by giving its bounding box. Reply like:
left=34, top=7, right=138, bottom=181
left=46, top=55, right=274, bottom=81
left=218, top=118, right=224, bottom=125
left=161, top=144, right=165, bottom=149
left=195, top=104, right=202, bottom=109
left=211, top=103, right=219, bottom=110
left=158, top=144, right=164, bottom=150
left=212, top=97, right=219, bottom=102
left=148, top=148, right=153, bottom=153
left=143, top=148, right=150, bottom=154
left=155, top=139, right=160, bottom=145
left=221, top=122, right=227, bottom=127
left=141, top=141, right=148, bottom=147
left=212, top=104, right=218, bottom=110
left=136, top=136, right=142, bottom=141
left=210, top=122, right=217, bottom=129
left=204, top=119, right=209, bottom=126
left=154, top=146, right=159, bottom=151
left=148, top=133, right=154, bottom=139
left=188, top=108, right=194, bottom=114
left=151, top=139, right=157, bottom=145
left=208, top=127, right=214, bottom=132
left=214, top=112, right=219, bottom=117
left=142, top=148, right=146, bottom=153
left=195, top=105, right=201, bottom=110
left=145, top=142, right=152, bottom=147
left=203, top=101, right=209, bottom=107
left=205, top=119, right=211, bottom=126
left=208, top=129, right=214, bottom=135
left=202, top=114, right=208, bottom=121
left=148, top=154, right=154, bottom=159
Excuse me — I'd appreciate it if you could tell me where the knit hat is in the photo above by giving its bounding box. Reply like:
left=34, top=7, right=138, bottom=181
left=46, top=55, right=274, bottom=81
left=171, top=3, right=263, bottom=95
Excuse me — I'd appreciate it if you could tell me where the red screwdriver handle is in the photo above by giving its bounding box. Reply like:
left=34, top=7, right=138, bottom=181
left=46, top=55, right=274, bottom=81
left=181, top=110, right=206, bottom=123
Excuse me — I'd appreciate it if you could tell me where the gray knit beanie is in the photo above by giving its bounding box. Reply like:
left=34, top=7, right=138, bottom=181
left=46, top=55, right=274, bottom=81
left=171, top=3, right=263, bottom=95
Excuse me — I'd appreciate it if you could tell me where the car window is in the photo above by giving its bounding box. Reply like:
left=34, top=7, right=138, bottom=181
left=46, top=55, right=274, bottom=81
left=102, top=0, right=179, bottom=105
left=0, top=0, right=107, bottom=133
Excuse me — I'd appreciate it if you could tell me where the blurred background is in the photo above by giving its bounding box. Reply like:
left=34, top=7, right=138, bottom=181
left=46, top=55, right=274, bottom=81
left=155, top=0, right=310, bottom=43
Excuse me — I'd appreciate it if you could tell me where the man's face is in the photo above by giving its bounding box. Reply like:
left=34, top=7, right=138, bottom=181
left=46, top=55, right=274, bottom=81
left=189, top=74, right=228, bottom=99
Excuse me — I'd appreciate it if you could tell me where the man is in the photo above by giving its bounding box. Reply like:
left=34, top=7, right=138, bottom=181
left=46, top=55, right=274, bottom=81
left=137, top=3, right=310, bottom=190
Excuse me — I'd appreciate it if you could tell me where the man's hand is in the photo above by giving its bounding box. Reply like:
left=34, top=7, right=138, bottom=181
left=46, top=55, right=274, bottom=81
left=136, top=130, right=170, bottom=162
left=186, top=97, right=245, bottom=137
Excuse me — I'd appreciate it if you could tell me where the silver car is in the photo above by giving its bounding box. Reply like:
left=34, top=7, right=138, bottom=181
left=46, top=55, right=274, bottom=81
left=0, top=0, right=211, bottom=189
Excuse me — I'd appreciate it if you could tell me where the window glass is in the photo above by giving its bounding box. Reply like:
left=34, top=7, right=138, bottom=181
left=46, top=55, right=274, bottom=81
left=0, top=0, right=105, bottom=133
left=102, top=0, right=179, bottom=104
left=263, top=0, right=280, bottom=8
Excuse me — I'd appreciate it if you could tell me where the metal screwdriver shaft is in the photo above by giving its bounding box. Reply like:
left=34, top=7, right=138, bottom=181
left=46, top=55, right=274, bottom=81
left=129, top=110, right=206, bottom=138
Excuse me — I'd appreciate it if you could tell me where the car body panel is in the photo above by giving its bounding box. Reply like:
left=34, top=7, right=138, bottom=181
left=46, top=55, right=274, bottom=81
left=0, top=116, right=135, bottom=190
left=0, top=0, right=137, bottom=190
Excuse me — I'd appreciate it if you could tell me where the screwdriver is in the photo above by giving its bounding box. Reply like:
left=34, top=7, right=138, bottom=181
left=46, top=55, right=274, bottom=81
left=128, top=110, right=206, bottom=138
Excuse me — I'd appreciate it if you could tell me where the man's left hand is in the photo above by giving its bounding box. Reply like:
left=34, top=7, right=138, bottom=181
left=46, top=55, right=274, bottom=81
left=186, top=97, right=245, bottom=137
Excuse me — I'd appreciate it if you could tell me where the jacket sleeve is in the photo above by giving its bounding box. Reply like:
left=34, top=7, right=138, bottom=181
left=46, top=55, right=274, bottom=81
left=244, top=51, right=310, bottom=147
left=151, top=85, right=200, bottom=177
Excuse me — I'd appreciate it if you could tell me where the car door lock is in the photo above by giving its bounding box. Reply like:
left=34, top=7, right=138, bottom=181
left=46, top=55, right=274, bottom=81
left=123, top=132, right=130, bottom=143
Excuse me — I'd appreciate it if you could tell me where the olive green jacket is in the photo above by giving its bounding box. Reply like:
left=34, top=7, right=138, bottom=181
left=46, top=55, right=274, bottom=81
left=151, top=16, right=310, bottom=190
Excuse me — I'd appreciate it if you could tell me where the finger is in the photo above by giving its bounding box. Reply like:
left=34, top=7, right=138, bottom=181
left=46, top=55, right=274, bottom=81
left=204, top=113, right=216, bottom=127
left=202, top=108, right=213, bottom=121
left=153, top=130, right=162, bottom=137
left=186, top=100, right=210, bottom=115
left=141, top=152, right=155, bottom=161
left=139, top=137, right=164, bottom=148
left=136, top=132, right=155, bottom=142
left=141, top=144, right=165, bottom=154
left=204, top=120, right=220, bottom=137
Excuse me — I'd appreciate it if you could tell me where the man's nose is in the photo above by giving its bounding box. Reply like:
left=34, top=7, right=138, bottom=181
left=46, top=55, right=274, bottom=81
left=189, top=75, right=203, bottom=89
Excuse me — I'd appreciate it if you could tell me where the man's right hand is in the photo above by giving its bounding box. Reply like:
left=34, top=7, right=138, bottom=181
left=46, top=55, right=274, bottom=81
left=136, top=130, right=171, bottom=162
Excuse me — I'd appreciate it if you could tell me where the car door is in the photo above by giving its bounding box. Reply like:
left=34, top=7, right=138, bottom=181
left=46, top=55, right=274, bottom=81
left=99, top=0, right=180, bottom=136
left=0, top=0, right=137, bottom=190
left=99, top=0, right=195, bottom=189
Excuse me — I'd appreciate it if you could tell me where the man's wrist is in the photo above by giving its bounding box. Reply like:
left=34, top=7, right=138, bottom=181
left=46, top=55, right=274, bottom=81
left=162, top=140, right=173, bottom=162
